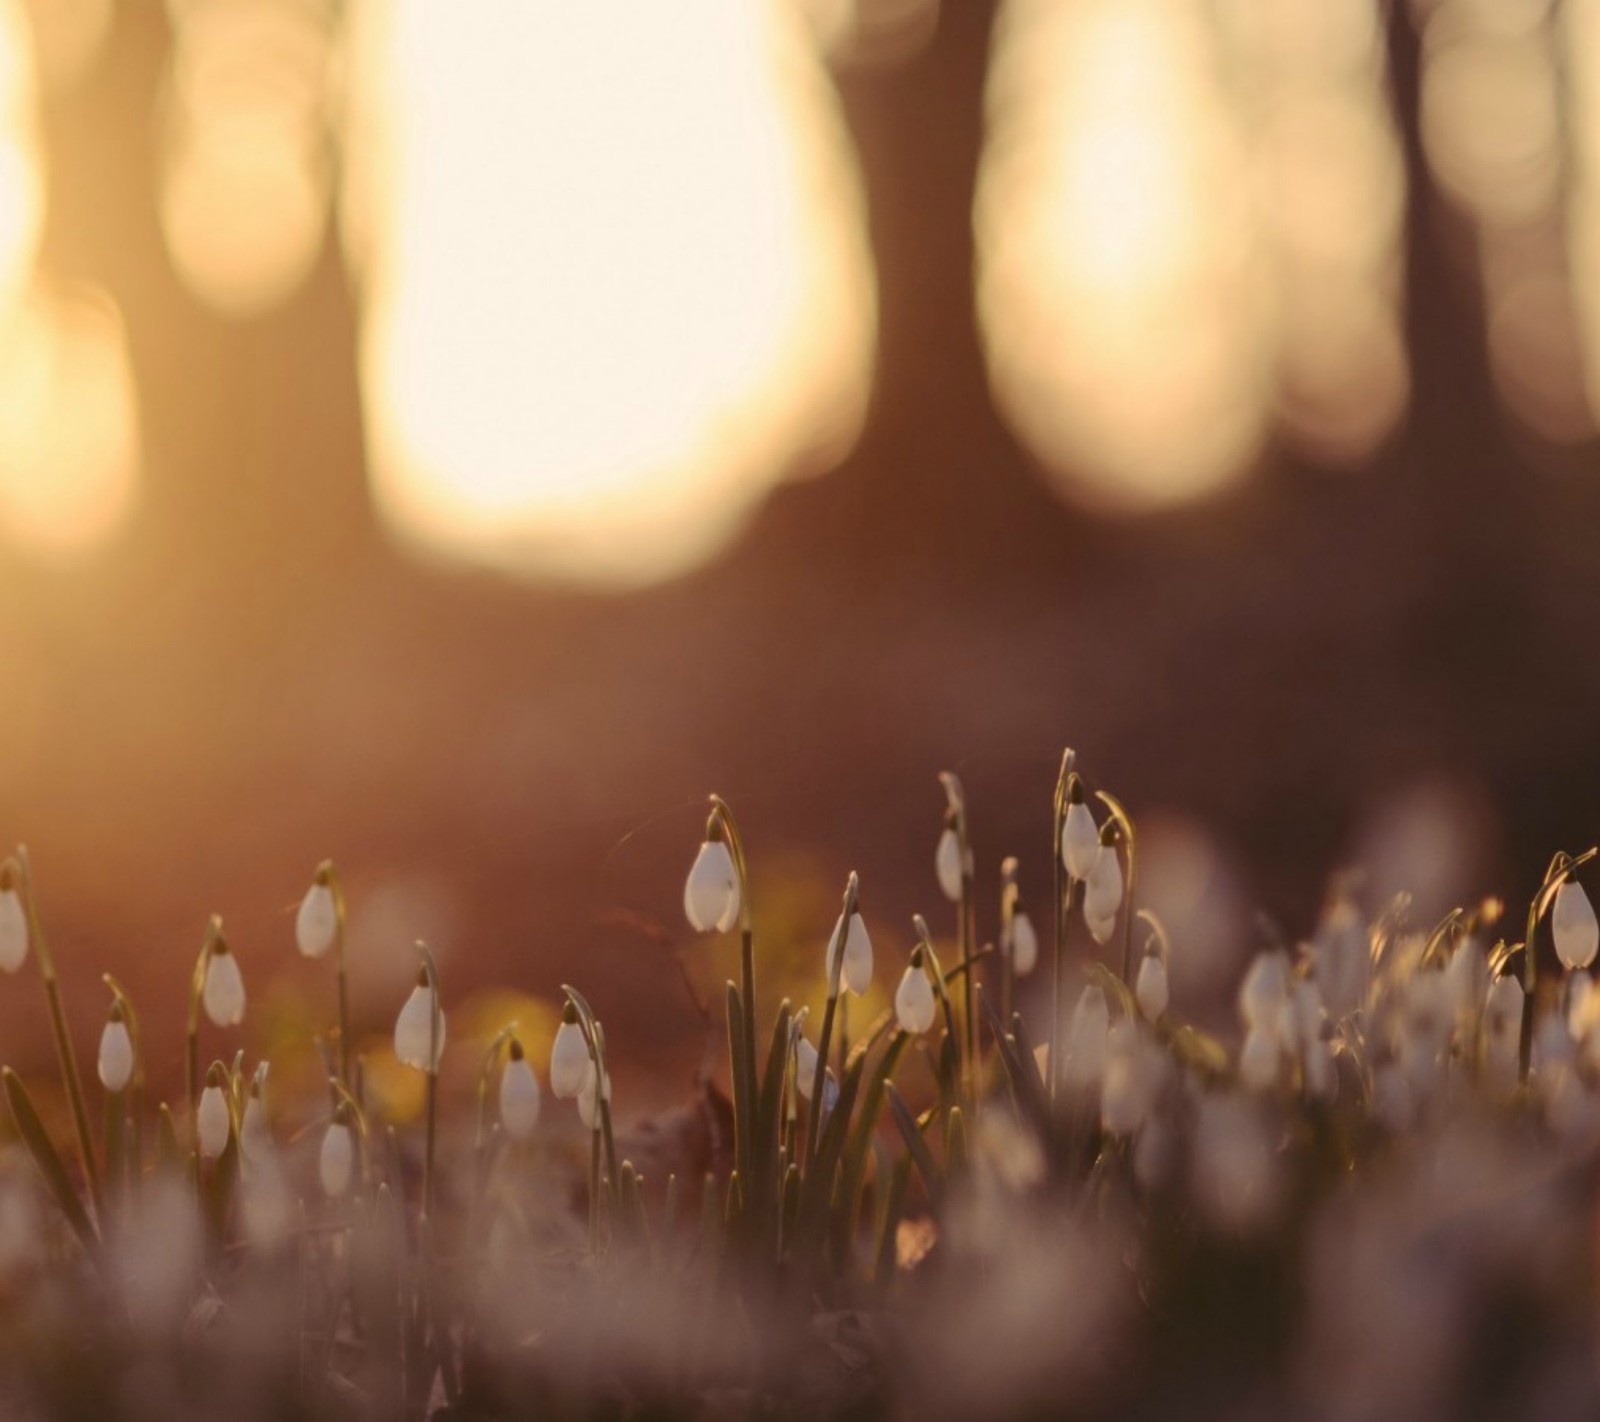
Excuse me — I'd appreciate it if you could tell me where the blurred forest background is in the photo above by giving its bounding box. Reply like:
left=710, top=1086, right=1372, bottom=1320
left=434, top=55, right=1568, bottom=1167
left=2, top=0, right=1599, bottom=1109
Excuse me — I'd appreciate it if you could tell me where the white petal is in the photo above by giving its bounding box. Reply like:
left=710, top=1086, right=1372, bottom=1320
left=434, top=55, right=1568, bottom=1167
left=296, top=883, right=338, bottom=960
left=499, top=1058, right=542, bottom=1141
left=1239, top=1024, right=1279, bottom=1091
left=795, top=1036, right=819, bottom=1100
left=894, top=966, right=936, bottom=1035
left=1065, top=985, right=1109, bottom=1086
left=683, top=840, right=739, bottom=934
left=1084, top=844, right=1124, bottom=925
left=394, top=984, right=445, bottom=1071
left=1486, top=974, right=1525, bottom=1035
left=1086, top=909, right=1116, bottom=946
left=934, top=827, right=963, bottom=903
left=1009, top=912, right=1038, bottom=978
left=824, top=912, right=873, bottom=995
left=240, top=1097, right=273, bottom=1166
left=319, top=1122, right=354, bottom=1197
left=576, top=1061, right=607, bottom=1129
left=549, top=1021, right=591, bottom=1099
left=97, top=1021, right=133, bottom=1092
left=202, top=952, right=246, bottom=1027
left=0, top=890, right=25, bottom=974
left=1239, top=952, right=1290, bottom=1032
left=1060, top=802, right=1100, bottom=881
left=1553, top=881, right=1600, bottom=971
left=196, top=1085, right=231, bottom=1160
left=1135, top=954, right=1169, bottom=1021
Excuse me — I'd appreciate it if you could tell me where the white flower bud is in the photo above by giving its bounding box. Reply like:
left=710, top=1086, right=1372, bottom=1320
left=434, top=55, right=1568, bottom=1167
left=1239, top=951, right=1291, bottom=1035
left=1239, top=1024, right=1279, bottom=1091
left=0, top=888, right=26, bottom=974
left=550, top=1016, right=591, bottom=1098
left=1065, top=985, right=1110, bottom=1088
left=577, top=1060, right=608, bottom=1130
left=894, top=961, right=936, bottom=1035
left=1009, top=911, right=1038, bottom=977
left=1135, top=953, right=1169, bottom=1021
left=296, top=880, right=338, bottom=960
left=1060, top=801, right=1099, bottom=881
left=795, top=1036, right=819, bottom=1100
left=196, top=1081, right=231, bottom=1160
left=1553, top=880, right=1600, bottom=971
left=394, top=976, right=445, bottom=1072
left=1084, top=844, right=1123, bottom=929
left=1444, top=937, right=1488, bottom=1024
left=97, top=1014, right=133, bottom=1093
left=826, top=911, right=873, bottom=996
left=499, top=1046, right=542, bottom=1141
left=683, top=838, right=740, bottom=934
left=934, top=826, right=963, bottom=903
left=1101, top=1021, right=1160, bottom=1136
left=1485, top=974, right=1525, bottom=1037
left=202, top=946, right=246, bottom=1027
left=240, top=1092, right=273, bottom=1167
left=320, top=1118, right=354, bottom=1198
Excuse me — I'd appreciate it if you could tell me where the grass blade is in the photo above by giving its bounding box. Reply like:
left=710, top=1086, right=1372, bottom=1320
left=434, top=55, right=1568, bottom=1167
left=3, top=1068, right=98, bottom=1257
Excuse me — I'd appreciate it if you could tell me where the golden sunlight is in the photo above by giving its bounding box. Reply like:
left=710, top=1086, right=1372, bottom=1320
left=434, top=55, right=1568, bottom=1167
left=341, top=0, right=876, bottom=587
left=0, top=286, right=140, bottom=556
left=0, top=0, right=41, bottom=316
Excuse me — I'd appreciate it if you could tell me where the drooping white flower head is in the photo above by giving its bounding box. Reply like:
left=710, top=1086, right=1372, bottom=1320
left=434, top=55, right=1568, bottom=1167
left=1009, top=910, right=1039, bottom=978
left=894, top=949, right=936, bottom=1035
left=1239, top=951, right=1292, bottom=1038
left=0, top=875, right=26, bottom=974
left=196, top=1069, right=231, bottom=1160
left=1101, top=1019, right=1163, bottom=1137
left=394, top=970, right=445, bottom=1072
left=296, top=867, right=339, bottom=960
left=1444, top=936, right=1489, bottom=1025
left=98, top=1004, right=134, bottom=1093
left=795, top=1035, right=820, bottom=1100
left=320, top=1112, right=355, bottom=1198
left=1309, top=894, right=1369, bottom=1020
left=1553, top=879, right=1600, bottom=972
left=202, top=941, right=246, bottom=1027
left=240, top=1065, right=273, bottom=1166
left=1483, top=974, right=1525, bottom=1095
left=550, top=1006, right=591, bottom=1099
left=1065, top=984, right=1110, bottom=1088
left=826, top=911, right=873, bottom=996
left=1060, top=782, right=1099, bottom=882
left=1135, top=952, right=1169, bottom=1021
left=1239, top=1023, right=1280, bottom=1092
left=577, top=1060, right=608, bottom=1130
left=499, top=1040, right=542, bottom=1141
left=1084, top=838, right=1123, bottom=942
left=934, top=824, right=963, bottom=904
left=684, top=831, right=739, bottom=934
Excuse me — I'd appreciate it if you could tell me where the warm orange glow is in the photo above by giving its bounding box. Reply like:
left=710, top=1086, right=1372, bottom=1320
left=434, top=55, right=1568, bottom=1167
left=0, top=287, right=140, bottom=556
left=159, top=0, right=332, bottom=316
left=0, top=0, right=41, bottom=317
left=975, top=0, right=1268, bottom=513
left=342, top=0, right=876, bottom=587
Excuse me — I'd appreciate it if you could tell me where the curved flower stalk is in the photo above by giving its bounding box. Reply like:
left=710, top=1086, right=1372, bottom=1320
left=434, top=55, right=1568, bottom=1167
left=4, top=850, right=103, bottom=1222
left=1095, top=791, right=1139, bottom=982
left=910, top=914, right=966, bottom=1100
left=240, top=1063, right=274, bottom=1169
left=186, top=916, right=232, bottom=1121
left=998, top=857, right=1038, bottom=1023
left=559, top=984, right=619, bottom=1250
left=297, top=861, right=352, bottom=1090
left=1050, top=753, right=1087, bottom=1104
left=803, top=872, right=859, bottom=1178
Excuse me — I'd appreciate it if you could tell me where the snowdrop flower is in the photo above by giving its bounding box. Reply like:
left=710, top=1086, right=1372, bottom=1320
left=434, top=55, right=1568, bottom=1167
left=1444, top=937, right=1489, bottom=1028
left=296, top=866, right=339, bottom=960
left=683, top=829, right=739, bottom=933
left=1101, top=1021, right=1162, bottom=1136
left=935, top=821, right=963, bottom=904
left=1083, top=834, right=1123, bottom=945
left=201, top=940, right=246, bottom=1027
left=1553, top=879, right=1599, bottom=971
left=826, top=910, right=873, bottom=996
left=1239, top=951, right=1292, bottom=1040
left=499, top=1039, right=542, bottom=1141
left=550, top=1005, right=591, bottom=1098
left=1484, top=975, right=1525, bottom=1094
left=895, top=948, right=937, bottom=1035
left=1310, top=894, right=1369, bottom=1021
left=1135, top=952, right=1169, bottom=1021
left=240, top=1067, right=273, bottom=1166
left=320, top=1109, right=355, bottom=1198
left=196, top=1067, right=231, bottom=1160
left=1064, top=984, right=1110, bottom=1089
left=577, top=1061, right=608, bottom=1130
left=0, top=874, right=25, bottom=974
left=795, top=1035, right=819, bottom=1100
left=1239, top=1024, right=1280, bottom=1092
left=97, top=1002, right=133, bottom=1093
left=394, top=969, right=445, bottom=1072
left=1059, top=780, right=1099, bottom=882
left=1008, top=908, right=1039, bottom=978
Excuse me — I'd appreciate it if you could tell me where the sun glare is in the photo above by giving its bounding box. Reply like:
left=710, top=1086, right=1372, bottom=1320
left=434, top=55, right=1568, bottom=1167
left=341, top=0, right=876, bottom=587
